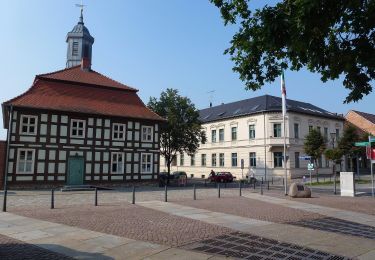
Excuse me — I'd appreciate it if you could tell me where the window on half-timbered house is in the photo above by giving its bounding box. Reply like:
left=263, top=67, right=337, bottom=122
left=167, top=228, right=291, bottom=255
left=141, top=153, right=153, bottom=173
left=112, top=123, right=126, bottom=140
left=111, top=152, right=124, bottom=174
left=141, top=126, right=153, bottom=142
left=20, top=115, right=37, bottom=135
left=17, top=149, right=35, bottom=174
left=71, top=119, right=85, bottom=138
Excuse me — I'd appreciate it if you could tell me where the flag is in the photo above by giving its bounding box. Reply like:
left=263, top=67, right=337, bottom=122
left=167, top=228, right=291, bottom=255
left=281, top=71, right=287, bottom=117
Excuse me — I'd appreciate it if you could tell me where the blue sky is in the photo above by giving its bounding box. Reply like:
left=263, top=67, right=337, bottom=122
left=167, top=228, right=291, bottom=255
left=0, top=0, right=373, bottom=139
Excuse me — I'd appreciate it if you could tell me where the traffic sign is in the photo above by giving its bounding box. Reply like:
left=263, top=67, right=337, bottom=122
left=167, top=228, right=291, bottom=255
left=307, top=163, right=314, bottom=171
left=355, top=142, right=369, bottom=147
left=299, top=155, right=311, bottom=160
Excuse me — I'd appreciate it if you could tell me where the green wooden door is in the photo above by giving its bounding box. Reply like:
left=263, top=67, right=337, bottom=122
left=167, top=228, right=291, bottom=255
left=67, top=156, right=84, bottom=185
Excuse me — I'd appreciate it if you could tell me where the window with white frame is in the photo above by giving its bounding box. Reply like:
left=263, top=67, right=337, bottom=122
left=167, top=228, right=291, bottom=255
left=231, top=153, right=238, bottom=167
left=219, top=153, right=225, bottom=167
left=111, top=152, right=124, bottom=174
left=71, top=119, right=85, bottom=138
left=201, top=154, right=206, bottom=166
left=112, top=123, right=126, bottom=140
left=211, top=129, right=217, bottom=143
left=20, top=115, right=37, bottom=135
left=17, top=149, right=35, bottom=174
left=141, top=126, right=153, bottom=142
left=180, top=153, right=184, bottom=166
left=231, top=127, right=237, bottom=141
left=141, top=153, right=153, bottom=173
left=211, top=153, right=217, bottom=167
left=219, top=129, right=224, bottom=142
left=249, top=125, right=255, bottom=139
left=273, top=124, right=282, bottom=137
left=190, top=154, right=195, bottom=166
left=249, top=152, right=256, bottom=167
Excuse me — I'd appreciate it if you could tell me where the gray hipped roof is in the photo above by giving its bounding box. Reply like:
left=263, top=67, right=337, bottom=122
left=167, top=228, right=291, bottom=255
left=199, top=95, right=343, bottom=123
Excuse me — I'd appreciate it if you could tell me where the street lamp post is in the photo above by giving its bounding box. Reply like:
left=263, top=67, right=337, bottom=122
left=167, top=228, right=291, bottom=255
left=330, top=132, right=337, bottom=195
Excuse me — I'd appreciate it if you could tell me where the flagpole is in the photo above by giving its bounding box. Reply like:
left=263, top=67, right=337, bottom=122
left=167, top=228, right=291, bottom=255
left=281, top=71, right=288, bottom=195
left=283, top=111, right=287, bottom=195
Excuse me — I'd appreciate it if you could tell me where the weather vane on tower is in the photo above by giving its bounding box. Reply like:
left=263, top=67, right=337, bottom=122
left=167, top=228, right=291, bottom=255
left=75, top=1, right=86, bottom=23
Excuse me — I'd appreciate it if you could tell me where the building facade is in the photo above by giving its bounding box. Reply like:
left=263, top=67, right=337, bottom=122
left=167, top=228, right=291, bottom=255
left=161, top=95, right=345, bottom=179
left=1, top=11, right=164, bottom=187
left=345, top=110, right=375, bottom=136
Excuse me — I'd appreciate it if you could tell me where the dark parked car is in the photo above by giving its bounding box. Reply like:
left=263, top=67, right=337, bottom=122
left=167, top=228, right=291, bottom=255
left=159, top=171, right=187, bottom=186
left=208, top=172, right=235, bottom=183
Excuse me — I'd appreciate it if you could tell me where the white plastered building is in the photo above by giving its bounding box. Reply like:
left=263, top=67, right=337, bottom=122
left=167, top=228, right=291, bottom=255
left=160, top=95, right=345, bottom=180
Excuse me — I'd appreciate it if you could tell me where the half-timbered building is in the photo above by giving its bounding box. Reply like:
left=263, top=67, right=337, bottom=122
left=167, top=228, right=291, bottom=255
left=1, top=10, right=164, bottom=187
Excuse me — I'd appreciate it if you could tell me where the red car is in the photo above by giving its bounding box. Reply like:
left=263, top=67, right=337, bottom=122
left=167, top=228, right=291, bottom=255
left=208, top=172, right=235, bottom=183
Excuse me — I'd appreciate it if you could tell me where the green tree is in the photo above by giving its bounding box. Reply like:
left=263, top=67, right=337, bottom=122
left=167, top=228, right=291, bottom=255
left=148, top=89, right=206, bottom=183
left=304, top=129, right=326, bottom=182
left=210, top=0, right=375, bottom=103
left=338, top=125, right=367, bottom=170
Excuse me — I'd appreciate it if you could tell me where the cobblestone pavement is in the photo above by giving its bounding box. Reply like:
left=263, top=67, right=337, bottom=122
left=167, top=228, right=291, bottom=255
left=264, top=189, right=375, bottom=216
left=178, top=197, right=324, bottom=224
left=0, top=234, right=73, bottom=260
left=11, top=202, right=231, bottom=247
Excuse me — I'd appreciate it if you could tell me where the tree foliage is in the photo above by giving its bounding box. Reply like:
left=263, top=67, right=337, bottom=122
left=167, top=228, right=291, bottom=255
left=324, top=148, right=343, bottom=164
left=304, top=129, right=326, bottom=181
left=304, top=129, right=326, bottom=161
left=148, top=89, right=206, bottom=177
left=210, top=0, right=375, bottom=103
left=338, top=125, right=366, bottom=157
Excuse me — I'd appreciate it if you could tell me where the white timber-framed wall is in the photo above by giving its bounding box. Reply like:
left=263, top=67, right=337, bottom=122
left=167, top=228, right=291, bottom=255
left=6, top=108, right=161, bottom=184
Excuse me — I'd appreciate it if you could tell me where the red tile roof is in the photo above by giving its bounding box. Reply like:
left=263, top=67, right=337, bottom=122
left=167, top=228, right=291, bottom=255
left=354, top=110, right=375, bottom=125
left=3, top=67, right=164, bottom=122
left=37, top=66, right=138, bottom=92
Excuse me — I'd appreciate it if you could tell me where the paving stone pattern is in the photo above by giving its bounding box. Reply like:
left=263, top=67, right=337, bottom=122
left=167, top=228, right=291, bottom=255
left=289, top=217, right=375, bottom=240
left=184, top=231, right=348, bottom=260
left=179, top=197, right=323, bottom=224
left=0, top=234, right=73, bottom=260
left=11, top=202, right=231, bottom=247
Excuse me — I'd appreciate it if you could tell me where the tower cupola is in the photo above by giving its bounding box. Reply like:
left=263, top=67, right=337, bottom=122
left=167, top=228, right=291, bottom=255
left=66, top=8, right=94, bottom=68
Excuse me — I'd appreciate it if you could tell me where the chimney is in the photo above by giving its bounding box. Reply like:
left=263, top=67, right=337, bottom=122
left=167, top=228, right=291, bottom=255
left=81, top=57, right=91, bottom=71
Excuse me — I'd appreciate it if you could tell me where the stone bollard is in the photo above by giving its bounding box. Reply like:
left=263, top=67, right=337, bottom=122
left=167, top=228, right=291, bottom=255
left=51, top=189, right=55, bottom=209
left=94, top=188, right=98, bottom=206
left=132, top=186, right=135, bottom=204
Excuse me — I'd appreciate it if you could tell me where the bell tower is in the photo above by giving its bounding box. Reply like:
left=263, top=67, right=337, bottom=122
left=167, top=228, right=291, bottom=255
left=66, top=6, right=94, bottom=68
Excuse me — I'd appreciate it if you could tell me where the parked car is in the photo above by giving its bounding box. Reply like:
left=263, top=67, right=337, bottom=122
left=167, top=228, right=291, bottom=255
left=208, top=172, right=235, bottom=183
left=159, top=171, right=187, bottom=186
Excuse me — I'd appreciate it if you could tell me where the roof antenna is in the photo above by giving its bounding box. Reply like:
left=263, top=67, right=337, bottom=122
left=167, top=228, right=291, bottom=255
left=207, top=90, right=215, bottom=108
left=75, top=1, right=86, bottom=24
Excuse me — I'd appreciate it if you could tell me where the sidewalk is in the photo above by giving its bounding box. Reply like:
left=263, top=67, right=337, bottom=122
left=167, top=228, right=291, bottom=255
left=0, top=212, right=219, bottom=260
left=139, top=200, right=375, bottom=259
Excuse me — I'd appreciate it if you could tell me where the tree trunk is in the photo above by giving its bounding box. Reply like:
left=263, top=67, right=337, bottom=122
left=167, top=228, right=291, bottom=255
left=167, top=159, right=171, bottom=185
